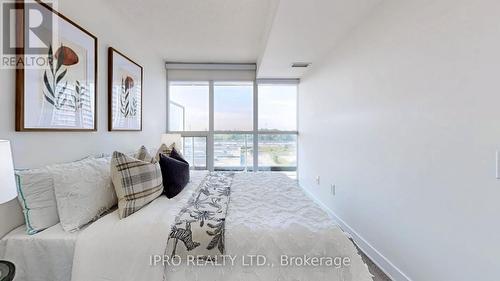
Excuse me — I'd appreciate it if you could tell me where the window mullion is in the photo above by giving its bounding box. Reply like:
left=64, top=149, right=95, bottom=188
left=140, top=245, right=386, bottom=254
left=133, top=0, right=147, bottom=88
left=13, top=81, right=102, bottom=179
left=296, top=84, right=299, bottom=179
left=253, top=80, right=258, bottom=172
left=207, top=80, right=215, bottom=171
left=166, top=76, right=170, bottom=132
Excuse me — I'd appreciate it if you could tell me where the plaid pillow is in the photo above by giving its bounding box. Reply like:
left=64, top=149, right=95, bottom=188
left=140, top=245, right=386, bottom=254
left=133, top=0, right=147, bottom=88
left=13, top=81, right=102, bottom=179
left=136, top=145, right=157, bottom=163
left=111, top=148, right=163, bottom=219
left=156, top=143, right=177, bottom=161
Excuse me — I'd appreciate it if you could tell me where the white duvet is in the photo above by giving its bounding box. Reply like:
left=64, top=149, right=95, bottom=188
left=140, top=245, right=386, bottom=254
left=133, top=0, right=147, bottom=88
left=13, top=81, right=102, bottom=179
left=72, top=172, right=373, bottom=281
left=0, top=223, right=80, bottom=281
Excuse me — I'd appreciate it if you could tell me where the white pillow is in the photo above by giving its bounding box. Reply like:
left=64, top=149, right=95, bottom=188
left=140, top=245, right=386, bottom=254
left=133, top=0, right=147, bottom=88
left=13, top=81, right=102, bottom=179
left=15, top=168, right=59, bottom=235
left=48, top=157, right=117, bottom=232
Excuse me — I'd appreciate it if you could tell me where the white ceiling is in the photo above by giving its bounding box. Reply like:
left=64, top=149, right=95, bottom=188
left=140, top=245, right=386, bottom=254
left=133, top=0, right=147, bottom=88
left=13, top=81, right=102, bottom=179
left=257, top=0, right=383, bottom=78
left=105, top=0, right=275, bottom=63
left=105, top=0, right=381, bottom=78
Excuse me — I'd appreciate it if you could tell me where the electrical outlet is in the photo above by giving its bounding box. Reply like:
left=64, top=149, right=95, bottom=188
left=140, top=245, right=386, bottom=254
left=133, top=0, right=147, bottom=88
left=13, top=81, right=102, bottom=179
left=316, top=176, right=320, bottom=185
left=331, top=184, right=336, bottom=196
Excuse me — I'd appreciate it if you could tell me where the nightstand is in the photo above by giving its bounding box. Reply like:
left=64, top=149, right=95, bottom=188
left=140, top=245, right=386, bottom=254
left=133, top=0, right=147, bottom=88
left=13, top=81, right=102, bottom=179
left=0, top=261, right=15, bottom=281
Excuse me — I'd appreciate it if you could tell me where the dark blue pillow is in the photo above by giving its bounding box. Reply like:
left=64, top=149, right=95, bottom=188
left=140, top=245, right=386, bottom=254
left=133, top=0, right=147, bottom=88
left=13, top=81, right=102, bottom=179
left=159, top=152, right=190, bottom=199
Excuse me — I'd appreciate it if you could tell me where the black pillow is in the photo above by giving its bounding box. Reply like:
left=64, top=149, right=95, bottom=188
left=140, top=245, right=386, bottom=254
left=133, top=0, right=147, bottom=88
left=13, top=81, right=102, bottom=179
left=159, top=153, right=190, bottom=199
left=169, top=147, right=188, bottom=164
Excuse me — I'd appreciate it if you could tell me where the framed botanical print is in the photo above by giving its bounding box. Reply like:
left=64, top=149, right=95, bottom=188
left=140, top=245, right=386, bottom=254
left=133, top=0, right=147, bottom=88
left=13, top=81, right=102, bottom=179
left=15, top=0, right=97, bottom=131
left=108, top=47, right=143, bottom=131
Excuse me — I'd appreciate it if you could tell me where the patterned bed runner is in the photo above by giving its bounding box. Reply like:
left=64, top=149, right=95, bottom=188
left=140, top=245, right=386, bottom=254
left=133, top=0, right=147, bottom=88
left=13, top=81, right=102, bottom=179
left=166, top=172, right=234, bottom=260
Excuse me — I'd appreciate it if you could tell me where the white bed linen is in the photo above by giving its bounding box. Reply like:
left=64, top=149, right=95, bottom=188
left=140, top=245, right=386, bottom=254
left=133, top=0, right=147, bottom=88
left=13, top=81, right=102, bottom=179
left=71, top=170, right=209, bottom=281
left=72, top=171, right=373, bottom=281
left=0, top=223, right=80, bottom=281
left=165, top=173, right=373, bottom=281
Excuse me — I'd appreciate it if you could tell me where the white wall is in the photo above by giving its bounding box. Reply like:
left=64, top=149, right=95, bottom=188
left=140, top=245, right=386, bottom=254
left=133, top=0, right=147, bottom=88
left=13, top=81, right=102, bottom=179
left=298, top=0, right=500, bottom=280
left=0, top=0, right=166, bottom=168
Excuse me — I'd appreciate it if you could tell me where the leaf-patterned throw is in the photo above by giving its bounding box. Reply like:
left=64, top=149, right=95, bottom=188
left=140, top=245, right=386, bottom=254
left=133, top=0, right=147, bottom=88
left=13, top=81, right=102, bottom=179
left=166, top=172, right=234, bottom=260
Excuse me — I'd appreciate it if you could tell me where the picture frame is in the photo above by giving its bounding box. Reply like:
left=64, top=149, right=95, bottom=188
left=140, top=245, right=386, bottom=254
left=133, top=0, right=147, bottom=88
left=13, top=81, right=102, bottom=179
left=108, top=47, right=143, bottom=131
left=15, top=0, right=98, bottom=131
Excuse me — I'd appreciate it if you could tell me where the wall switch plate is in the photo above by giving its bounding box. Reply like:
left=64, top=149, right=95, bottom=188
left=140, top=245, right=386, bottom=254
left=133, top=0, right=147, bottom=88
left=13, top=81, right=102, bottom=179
left=331, top=184, right=336, bottom=196
left=496, top=151, right=500, bottom=179
left=316, top=176, right=320, bottom=185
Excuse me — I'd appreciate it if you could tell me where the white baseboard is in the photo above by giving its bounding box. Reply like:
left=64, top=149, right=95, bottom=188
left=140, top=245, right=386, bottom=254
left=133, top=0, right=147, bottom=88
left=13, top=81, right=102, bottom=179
left=300, top=185, right=412, bottom=281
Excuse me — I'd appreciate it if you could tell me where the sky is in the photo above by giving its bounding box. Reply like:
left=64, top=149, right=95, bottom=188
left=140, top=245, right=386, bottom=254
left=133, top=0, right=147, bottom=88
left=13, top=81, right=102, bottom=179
left=169, top=82, right=297, bottom=131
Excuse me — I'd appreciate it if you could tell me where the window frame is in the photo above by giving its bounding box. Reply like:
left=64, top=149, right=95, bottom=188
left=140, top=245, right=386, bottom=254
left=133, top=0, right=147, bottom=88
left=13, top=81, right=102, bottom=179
left=181, top=136, right=208, bottom=170
left=167, top=78, right=299, bottom=172
left=168, top=81, right=210, bottom=132
left=213, top=133, right=254, bottom=171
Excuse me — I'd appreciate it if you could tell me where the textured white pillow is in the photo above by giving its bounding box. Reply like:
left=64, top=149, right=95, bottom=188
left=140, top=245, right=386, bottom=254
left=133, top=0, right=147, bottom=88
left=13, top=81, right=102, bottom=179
left=48, top=157, right=117, bottom=232
left=15, top=168, right=60, bottom=235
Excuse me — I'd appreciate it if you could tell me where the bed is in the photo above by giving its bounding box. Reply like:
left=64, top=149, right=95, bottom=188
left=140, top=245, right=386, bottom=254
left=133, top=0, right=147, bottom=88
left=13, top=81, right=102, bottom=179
left=1, top=171, right=373, bottom=281
left=0, top=223, right=80, bottom=281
